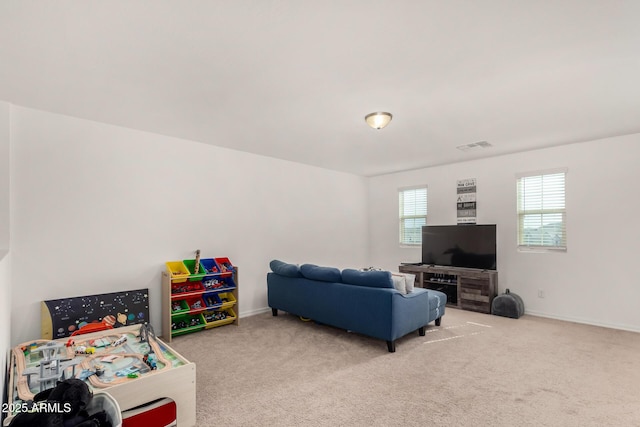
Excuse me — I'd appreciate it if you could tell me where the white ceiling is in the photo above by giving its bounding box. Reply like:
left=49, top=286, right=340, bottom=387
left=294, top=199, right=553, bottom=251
left=2, top=1, right=640, bottom=176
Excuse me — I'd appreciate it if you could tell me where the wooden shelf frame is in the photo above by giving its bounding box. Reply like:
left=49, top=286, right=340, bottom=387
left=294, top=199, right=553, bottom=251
left=162, top=265, right=239, bottom=342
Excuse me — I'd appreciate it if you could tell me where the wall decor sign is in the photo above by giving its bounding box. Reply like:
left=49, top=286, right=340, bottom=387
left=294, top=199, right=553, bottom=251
left=457, top=178, right=477, bottom=224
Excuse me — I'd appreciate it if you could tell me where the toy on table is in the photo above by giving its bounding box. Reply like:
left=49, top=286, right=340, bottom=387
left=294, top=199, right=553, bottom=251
left=139, top=323, right=156, bottom=343
left=21, top=342, right=82, bottom=393
left=75, top=345, right=96, bottom=354
left=115, top=366, right=139, bottom=378
left=94, top=364, right=105, bottom=377
left=112, top=335, right=127, bottom=346
left=143, top=354, right=157, bottom=370
left=78, top=369, right=96, bottom=380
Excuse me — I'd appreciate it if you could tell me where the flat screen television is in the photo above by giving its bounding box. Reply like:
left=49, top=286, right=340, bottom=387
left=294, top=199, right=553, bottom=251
left=421, top=224, right=497, bottom=270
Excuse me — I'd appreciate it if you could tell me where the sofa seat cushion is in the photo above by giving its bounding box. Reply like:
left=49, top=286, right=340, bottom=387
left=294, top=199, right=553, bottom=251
left=270, top=260, right=303, bottom=278
left=342, top=269, right=393, bottom=289
left=300, top=264, right=342, bottom=282
left=428, top=290, right=447, bottom=309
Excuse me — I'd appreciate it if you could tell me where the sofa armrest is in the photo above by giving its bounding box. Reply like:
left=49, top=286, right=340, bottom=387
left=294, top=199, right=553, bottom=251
left=390, top=289, right=432, bottom=340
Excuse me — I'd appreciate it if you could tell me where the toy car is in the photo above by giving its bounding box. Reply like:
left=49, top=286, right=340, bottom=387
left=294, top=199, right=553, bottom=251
left=112, top=335, right=127, bottom=346
left=115, top=366, right=139, bottom=377
left=75, top=346, right=96, bottom=354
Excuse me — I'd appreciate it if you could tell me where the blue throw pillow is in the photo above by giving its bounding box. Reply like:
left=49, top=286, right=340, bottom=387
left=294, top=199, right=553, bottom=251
left=299, top=264, right=341, bottom=283
left=341, top=269, right=393, bottom=289
left=269, top=260, right=303, bottom=278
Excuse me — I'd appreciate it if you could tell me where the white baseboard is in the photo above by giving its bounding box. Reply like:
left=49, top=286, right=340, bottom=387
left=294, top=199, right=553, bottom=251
left=525, top=309, right=640, bottom=334
left=238, top=306, right=272, bottom=318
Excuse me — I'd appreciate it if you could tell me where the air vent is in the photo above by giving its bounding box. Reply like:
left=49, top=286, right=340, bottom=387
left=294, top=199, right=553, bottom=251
left=456, top=141, right=493, bottom=152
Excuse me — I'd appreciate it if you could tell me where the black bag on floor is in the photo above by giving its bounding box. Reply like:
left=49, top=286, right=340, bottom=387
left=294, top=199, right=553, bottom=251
left=491, top=288, right=524, bottom=319
left=9, top=378, right=112, bottom=427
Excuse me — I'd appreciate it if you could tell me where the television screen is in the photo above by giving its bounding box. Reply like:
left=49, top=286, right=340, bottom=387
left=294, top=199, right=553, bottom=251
left=422, top=224, right=497, bottom=270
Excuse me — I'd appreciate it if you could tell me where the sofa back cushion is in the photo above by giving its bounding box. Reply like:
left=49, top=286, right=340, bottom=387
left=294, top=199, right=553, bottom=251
left=270, top=260, right=303, bottom=278
left=300, top=264, right=342, bottom=283
left=341, top=269, right=393, bottom=289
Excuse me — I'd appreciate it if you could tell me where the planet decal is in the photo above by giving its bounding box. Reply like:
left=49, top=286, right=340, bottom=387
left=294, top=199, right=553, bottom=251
left=103, top=315, right=116, bottom=326
left=117, top=312, right=127, bottom=325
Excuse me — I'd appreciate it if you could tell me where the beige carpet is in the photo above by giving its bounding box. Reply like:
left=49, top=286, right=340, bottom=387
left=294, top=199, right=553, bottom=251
left=169, top=308, right=640, bottom=427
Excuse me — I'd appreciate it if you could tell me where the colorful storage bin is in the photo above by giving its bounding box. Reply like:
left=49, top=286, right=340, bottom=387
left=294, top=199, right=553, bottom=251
left=200, top=258, right=221, bottom=275
left=202, top=293, right=222, bottom=309
left=183, top=258, right=207, bottom=281
left=203, top=308, right=237, bottom=329
left=214, top=257, right=234, bottom=273
left=185, top=296, right=206, bottom=312
left=171, top=313, right=205, bottom=336
left=166, top=261, right=190, bottom=283
left=171, top=299, right=189, bottom=314
left=171, top=281, right=205, bottom=296
left=202, top=275, right=236, bottom=291
left=217, top=292, right=237, bottom=310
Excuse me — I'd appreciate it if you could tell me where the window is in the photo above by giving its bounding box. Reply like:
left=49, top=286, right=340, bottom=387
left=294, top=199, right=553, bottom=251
left=399, top=187, right=427, bottom=245
left=516, top=169, right=566, bottom=251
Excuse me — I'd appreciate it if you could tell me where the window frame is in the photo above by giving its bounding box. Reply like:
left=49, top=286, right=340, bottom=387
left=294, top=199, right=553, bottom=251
left=398, top=185, right=428, bottom=247
left=516, top=168, right=567, bottom=253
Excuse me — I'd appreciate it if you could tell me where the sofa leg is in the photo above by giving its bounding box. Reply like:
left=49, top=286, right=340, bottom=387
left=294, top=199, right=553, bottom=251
left=272, top=308, right=278, bottom=316
left=386, top=341, right=396, bottom=353
left=435, top=317, right=441, bottom=326
left=419, top=327, right=425, bottom=336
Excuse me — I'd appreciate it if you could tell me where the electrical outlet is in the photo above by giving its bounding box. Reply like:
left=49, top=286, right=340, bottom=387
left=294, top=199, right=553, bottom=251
left=538, top=289, right=545, bottom=298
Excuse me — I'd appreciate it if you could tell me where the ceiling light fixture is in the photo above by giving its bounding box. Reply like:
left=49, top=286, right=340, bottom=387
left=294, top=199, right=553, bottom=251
left=365, top=112, right=393, bottom=130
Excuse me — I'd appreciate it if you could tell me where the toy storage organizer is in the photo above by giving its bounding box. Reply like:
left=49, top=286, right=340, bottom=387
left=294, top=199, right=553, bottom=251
left=161, top=257, right=238, bottom=342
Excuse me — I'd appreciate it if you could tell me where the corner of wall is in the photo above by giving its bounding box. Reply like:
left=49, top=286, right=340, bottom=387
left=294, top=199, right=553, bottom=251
left=0, top=101, right=11, bottom=406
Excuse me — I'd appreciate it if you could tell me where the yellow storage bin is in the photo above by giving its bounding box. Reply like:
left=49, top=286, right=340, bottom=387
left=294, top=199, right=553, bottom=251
left=203, top=307, right=237, bottom=329
left=166, top=261, right=190, bottom=283
left=218, top=292, right=237, bottom=310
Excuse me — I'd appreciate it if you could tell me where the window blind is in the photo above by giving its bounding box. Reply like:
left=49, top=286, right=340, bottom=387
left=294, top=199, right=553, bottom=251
left=517, top=171, right=566, bottom=250
left=399, top=187, right=427, bottom=245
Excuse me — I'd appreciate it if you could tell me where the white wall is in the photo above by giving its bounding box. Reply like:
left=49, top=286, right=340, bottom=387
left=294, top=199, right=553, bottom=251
left=0, top=254, right=10, bottom=400
left=0, top=102, right=10, bottom=401
left=10, top=106, right=368, bottom=345
left=0, top=101, right=9, bottom=249
left=369, top=134, right=640, bottom=332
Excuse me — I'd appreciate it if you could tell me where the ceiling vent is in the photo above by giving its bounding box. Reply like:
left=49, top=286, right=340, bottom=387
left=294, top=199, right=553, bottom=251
left=456, top=141, right=493, bottom=152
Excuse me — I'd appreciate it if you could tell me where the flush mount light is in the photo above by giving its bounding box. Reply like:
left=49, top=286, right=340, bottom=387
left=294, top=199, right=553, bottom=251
left=365, top=112, right=393, bottom=130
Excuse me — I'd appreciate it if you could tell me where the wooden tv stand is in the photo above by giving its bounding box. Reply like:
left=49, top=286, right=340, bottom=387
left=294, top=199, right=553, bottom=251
left=398, top=264, right=498, bottom=314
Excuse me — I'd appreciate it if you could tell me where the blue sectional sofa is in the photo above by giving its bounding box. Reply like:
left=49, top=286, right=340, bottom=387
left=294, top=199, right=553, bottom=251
left=267, top=260, right=446, bottom=352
